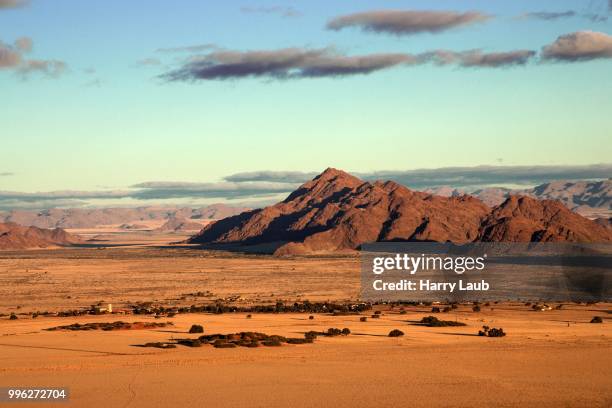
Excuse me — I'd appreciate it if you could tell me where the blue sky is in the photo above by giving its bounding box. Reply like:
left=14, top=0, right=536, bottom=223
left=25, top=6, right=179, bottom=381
left=1, top=0, right=611, bottom=209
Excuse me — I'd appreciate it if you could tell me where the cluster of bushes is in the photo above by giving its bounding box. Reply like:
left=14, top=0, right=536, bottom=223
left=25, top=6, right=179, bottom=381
left=304, top=327, right=351, bottom=340
left=478, top=326, right=506, bottom=337
left=431, top=305, right=456, bottom=313
left=45, top=321, right=173, bottom=331
left=168, top=301, right=372, bottom=315
left=193, top=331, right=316, bottom=348
left=419, top=316, right=466, bottom=327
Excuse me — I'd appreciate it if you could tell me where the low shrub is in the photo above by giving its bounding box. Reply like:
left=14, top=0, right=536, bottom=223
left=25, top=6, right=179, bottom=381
left=309, top=315, right=314, bottom=320
left=442, top=306, right=452, bottom=313
left=590, top=316, right=603, bottom=323
left=431, top=307, right=441, bottom=313
left=246, top=314, right=252, bottom=319
left=262, top=340, right=282, bottom=347
left=371, top=314, right=380, bottom=319
left=9, top=313, right=17, bottom=320
left=341, top=328, right=351, bottom=335
left=304, top=331, right=318, bottom=340
left=360, top=317, right=367, bottom=322
left=472, top=305, right=481, bottom=312
left=286, top=338, right=309, bottom=344
left=177, top=339, right=202, bottom=347
left=388, top=329, right=404, bottom=337
left=189, top=324, right=204, bottom=334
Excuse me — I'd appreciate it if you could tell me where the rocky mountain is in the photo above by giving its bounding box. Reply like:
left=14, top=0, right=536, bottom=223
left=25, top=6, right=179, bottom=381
left=0, top=204, right=249, bottom=229
left=189, top=168, right=611, bottom=255
left=477, top=196, right=610, bottom=242
left=0, top=222, right=81, bottom=250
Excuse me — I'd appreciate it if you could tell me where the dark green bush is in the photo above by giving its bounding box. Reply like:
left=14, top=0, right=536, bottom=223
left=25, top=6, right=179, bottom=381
left=327, top=328, right=342, bottom=336
left=189, top=324, right=204, bottom=334
left=177, top=339, right=202, bottom=347
left=304, top=331, right=318, bottom=340
left=388, top=329, right=404, bottom=337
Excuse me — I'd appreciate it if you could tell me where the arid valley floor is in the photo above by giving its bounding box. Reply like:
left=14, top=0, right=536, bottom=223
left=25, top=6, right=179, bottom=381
left=0, top=228, right=610, bottom=407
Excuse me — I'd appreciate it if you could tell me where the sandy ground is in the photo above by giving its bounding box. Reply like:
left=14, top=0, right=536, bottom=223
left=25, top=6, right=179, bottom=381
left=0, top=230, right=610, bottom=407
left=0, top=307, right=610, bottom=408
left=0, top=246, right=358, bottom=313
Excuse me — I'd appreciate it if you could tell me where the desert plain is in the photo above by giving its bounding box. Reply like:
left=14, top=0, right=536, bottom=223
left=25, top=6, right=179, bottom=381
left=0, top=228, right=610, bottom=408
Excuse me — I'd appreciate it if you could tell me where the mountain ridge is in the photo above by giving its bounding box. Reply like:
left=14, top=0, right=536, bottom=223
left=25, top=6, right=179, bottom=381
left=188, top=169, right=611, bottom=254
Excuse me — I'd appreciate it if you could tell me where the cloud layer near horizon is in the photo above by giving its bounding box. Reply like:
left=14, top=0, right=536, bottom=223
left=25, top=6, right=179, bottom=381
left=2, top=165, right=609, bottom=210
left=223, top=164, right=612, bottom=189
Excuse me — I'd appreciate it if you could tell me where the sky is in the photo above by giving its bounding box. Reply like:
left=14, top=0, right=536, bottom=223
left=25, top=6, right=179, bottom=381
left=1, top=0, right=611, bottom=209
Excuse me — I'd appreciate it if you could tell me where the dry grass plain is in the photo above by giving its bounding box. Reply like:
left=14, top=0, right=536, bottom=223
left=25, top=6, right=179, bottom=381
left=0, top=230, right=610, bottom=407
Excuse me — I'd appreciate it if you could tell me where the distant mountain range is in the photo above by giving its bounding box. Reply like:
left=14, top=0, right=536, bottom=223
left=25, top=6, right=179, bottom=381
left=188, top=168, right=612, bottom=255
left=0, top=204, right=249, bottom=229
left=154, top=217, right=207, bottom=233
left=424, top=179, right=611, bottom=219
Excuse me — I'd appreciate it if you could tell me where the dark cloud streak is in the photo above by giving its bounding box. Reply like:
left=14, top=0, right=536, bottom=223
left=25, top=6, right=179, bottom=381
left=161, top=47, right=536, bottom=81
left=519, top=11, right=577, bottom=20
left=326, top=10, right=491, bottom=35
left=156, top=44, right=217, bottom=53
left=240, top=6, right=302, bottom=18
